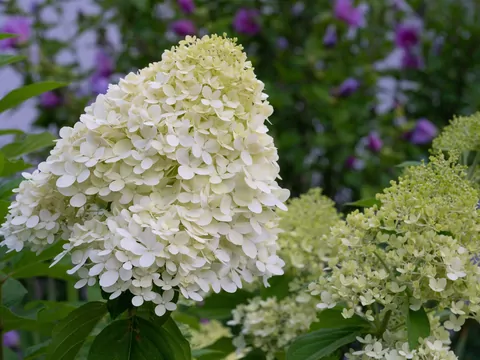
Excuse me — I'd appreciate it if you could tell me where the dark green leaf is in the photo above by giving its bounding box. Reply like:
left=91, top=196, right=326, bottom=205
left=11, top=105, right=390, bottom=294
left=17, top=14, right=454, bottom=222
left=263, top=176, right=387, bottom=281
left=261, top=273, right=294, bottom=301
left=0, top=81, right=68, bottom=113
left=395, top=161, right=422, bottom=168
left=172, top=311, right=200, bottom=330
left=161, top=318, right=192, bottom=360
left=310, top=308, right=371, bottom=331
left=46, top=301, right=108, bottom=360
left=88, top=317, right=191, bottom=360
left=1, top=158, right=32, bottom=177
left=1, top=132, right=56, bottom=159
left=192, top=337, right=235, bottom=360
left=345, top=198, right=381, bottom=208
left=11, top=262, right=72, bottom=281
left=3, top=347, right=18, bottom=360
left=0, top=199, right=10, bottom=223
left=1, top=305, right=54, bottom=334
left=189, top=290, right=253, bottom=320
left=106, top=290, right=133, bottom=319
left=25, top=340, right=51, bottom=360
left=0, top=178, right=22, bottom=199
left=0, top=54, right=25, bottom=67
left=407, top=306, right=430, bottom=349
left=2, top=277, right=27, bottom=307
left=8, top=242, right=65, bottom=277
left=286, top=328, right=361, bottom=360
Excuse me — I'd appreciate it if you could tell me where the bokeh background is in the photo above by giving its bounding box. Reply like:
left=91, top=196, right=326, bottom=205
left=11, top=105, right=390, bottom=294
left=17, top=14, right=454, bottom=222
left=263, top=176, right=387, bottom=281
left=2, top=0, right=480, bottom=357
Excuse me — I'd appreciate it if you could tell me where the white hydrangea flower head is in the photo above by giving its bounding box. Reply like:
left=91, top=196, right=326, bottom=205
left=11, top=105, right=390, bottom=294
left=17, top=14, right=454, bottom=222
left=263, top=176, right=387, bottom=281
left=0, top=34, right=289, bottom=310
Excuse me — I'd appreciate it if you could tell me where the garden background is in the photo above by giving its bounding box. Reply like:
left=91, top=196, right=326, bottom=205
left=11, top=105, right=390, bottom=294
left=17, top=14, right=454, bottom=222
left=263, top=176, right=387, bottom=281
left=2, top=0, right=480, bottom=359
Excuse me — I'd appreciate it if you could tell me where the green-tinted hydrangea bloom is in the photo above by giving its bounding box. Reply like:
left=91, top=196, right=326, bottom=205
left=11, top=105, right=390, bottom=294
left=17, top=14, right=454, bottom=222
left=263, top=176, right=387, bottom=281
left=228, top=188, right=342, bottom=358
left=277, top=187, right=341, bottom=274
left=432, top=113, right=480, bottom=152
left=310, top=154, right=480, bottom=359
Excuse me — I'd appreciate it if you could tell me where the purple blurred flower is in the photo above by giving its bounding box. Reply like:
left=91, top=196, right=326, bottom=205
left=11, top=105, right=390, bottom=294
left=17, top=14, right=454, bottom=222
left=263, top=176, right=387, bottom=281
left=409, top=119, right=438, bottom=144
left=200, top=318, right=210, bottom=324
left=291, top=2, right=305, bottom=16
left=345, top=156, right=364, bottom=170
left=0, top=17, right=31, bottom=49
left=401, top=49, right=423, bottom=69
left=367, top=132, right=383, bottom=152
left=3, top=331, right=20, bottom=348
left=95, top=49, right=114, bottom=78
left=233, top=9, right=261, bottom=36
left=90, top=75, right=110, bottom=95
left=395, top=22, right=420, bottom=49
left=276, top=37, right=289, bottom=50
left=334, top=0, right=366, bottom=29
left=334, top=78, right=360, bottom=97
left=40, top=91, right=62, bottom=108
left=323, top=25, right=337, bottom=47
left=178, top=0, right=195, bottom=14
left=171, top=19, right=196, bottom=37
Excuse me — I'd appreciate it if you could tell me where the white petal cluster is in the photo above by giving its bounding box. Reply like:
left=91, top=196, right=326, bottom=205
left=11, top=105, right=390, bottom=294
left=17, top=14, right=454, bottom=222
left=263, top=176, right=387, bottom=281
left=0, top=35, right=289, bottom=312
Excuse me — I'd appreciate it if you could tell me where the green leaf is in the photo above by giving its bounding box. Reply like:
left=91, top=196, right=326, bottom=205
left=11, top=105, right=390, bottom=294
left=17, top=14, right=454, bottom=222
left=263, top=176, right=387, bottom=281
left=2, top=277, right=27, bottom=307
left=407, top=306, right=430, bottom=350
left=1, top=132, right=56, bottom=159
left=0, top=54, right=25, bottom=67
left=0, top=33, right=18, bottom=40
left=1, top=158, right=31, bottom=177
left=27, top=301, right=78, bottom=323
left=3, top=347, right=18, bottom=360
left=88, top=317, right=191, bottom=360
left=0, top=81, right=68, bottom=113
left=105, top=290, right=133, bottom=320
left=260, top=273, right=294, bottom=301
left=8, top=242, right=65, bottom=277
left=189, top=289, right=253, bottom=320
left=0, top=129, right=24, bottom=136
left=0, top=199, right=10, bottom=223
left=46, top=301, right=108, bottom=360
left=345, top=198, right=381, bottom=208
left=310, top=308, right=371, bottom=331
left=192, top=337, right=235, bottom=360
left=172, top=311, right=200, bottom=330
left=11, top=262, right=71, bottom=281
left=1, top=305, right=54, bottom=334
left=0, top=178, right=22, bottom=199
left=25, top=340, right=52, bottom=360
left=286, top=328, right=361, bottom=360
left=161, top=318, right=192, bottom=360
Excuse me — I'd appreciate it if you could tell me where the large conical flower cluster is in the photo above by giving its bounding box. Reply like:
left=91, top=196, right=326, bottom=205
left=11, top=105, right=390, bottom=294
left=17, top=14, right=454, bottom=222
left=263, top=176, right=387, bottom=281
left=0, top=35, right=289, bottom=315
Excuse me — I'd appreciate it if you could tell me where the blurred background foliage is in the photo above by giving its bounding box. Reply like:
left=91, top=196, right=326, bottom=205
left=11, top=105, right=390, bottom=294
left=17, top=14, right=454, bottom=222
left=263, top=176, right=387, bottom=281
left=2, top=0, right=480, bottom=358
left=2, top=0, right=480, bottom=202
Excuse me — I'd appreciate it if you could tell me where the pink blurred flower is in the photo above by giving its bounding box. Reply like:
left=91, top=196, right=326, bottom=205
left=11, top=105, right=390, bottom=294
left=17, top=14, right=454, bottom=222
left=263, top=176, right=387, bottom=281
left=40, top=91, right=62, bottom=108
left=334, top=0, right=366, bottom=29
left=409, top=119, right=437, bottom=144
left=178, top=0, right=195, bottom=14
left=171, top=19, right=196, bottom=36
left=367, top=132, right=383, bottom=152
left=323, top=25, right=337, bottom=47
left=233, top=9, right=261, bottom=36
left=0, top=17, right=31, bottom=49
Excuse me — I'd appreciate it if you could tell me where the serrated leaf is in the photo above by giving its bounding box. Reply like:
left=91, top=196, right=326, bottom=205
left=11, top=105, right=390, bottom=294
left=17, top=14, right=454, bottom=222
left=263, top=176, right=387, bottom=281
left=88, top=317, right=191, bottom=360
left=0, top=81, right=68, bottom=113
left=407, top=306, right=430, bottom=349
left=2, top=277, right=27, bottom=307
left=310, top=308, right=371, bottom=331
left=346, top=198, right=381, bottom=208
left=1, top=132, right=56, bottom=159
left=0, top=54, right=25, bottom=67
left=46, top=301, right=108, bottom=360
left=286, top=328, right=361, bottom=360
